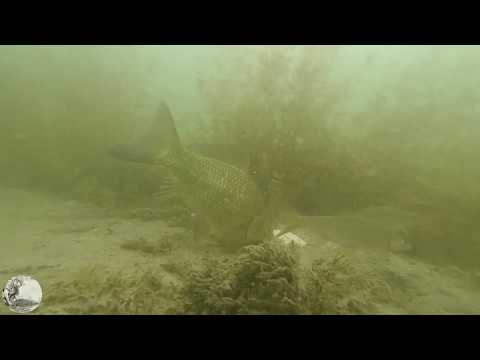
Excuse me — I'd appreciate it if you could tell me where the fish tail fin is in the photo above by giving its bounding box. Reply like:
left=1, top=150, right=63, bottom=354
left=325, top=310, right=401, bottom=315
left=151, top=101, right=184, bottom=156
left=109, top=101, right=184, bottom=165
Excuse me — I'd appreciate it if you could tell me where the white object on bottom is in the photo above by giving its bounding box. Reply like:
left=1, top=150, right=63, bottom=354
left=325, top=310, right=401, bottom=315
left=273, top=229, right=307, bottom=247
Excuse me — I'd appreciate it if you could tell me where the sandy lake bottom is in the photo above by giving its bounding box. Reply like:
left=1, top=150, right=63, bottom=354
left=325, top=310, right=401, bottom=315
left=1, top=187, right=480, bottom=315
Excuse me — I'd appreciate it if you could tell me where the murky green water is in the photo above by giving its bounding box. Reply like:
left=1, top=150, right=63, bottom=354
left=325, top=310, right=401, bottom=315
left=1, top=45, right=480, bottom=314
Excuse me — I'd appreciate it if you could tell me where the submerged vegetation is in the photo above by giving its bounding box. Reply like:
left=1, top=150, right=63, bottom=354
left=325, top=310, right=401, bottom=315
left=179, top=240, right=390, bottom=315
left=121, top=236, right=178, bottom=255
left=44, top=241, right=390, bottom=315
left=45, top=265, right=178, bottom=314
left=180, top=241, right=303, bottom=314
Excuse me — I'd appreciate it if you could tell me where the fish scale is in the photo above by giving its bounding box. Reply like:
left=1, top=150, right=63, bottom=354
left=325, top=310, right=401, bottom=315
left=175, top=151, right=265, bottom=219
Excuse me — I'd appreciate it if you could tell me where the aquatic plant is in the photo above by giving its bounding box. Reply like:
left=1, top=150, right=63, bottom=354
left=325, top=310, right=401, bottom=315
left=120, top=236, right=176, bottom=255
left=179, top=240, right=303, bottom=314
left=300, top=254, right=392, bottom=314
left=178, top=239, right=391, bottom=315
left=45, top=265, right=178, bottom=315
left=196, top=46, right=374, bottom=215
left=42, top=239, right=392, bottom=315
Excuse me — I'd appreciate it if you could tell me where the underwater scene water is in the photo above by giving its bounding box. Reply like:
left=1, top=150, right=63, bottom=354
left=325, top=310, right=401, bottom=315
left=1, top=45, right=480, bottom=315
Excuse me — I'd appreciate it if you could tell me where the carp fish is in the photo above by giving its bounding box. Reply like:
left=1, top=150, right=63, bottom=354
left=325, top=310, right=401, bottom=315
left=109, top=101, right=280, bottom=250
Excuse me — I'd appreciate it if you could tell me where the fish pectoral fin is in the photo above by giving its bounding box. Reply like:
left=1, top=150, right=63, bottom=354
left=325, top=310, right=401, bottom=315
left=152, top=173, right=182, bottom=201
